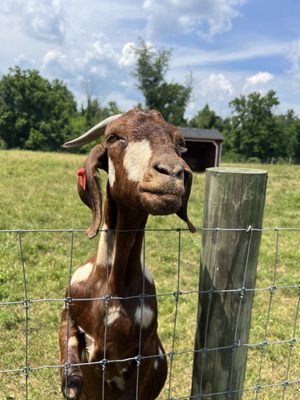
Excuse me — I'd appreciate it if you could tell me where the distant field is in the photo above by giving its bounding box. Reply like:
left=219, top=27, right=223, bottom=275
left=0, top=150, right=299, bottom=399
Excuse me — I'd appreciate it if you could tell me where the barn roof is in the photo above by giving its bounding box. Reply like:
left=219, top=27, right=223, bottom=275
left=180, top=127, right=224, bottom=142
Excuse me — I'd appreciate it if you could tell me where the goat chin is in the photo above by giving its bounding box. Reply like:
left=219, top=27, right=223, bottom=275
left=140, top=191, right=182, bottom=215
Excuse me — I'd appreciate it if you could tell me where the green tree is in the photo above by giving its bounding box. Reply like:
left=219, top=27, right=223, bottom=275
left=228, top=90, right=290, bottom=161
left=293, top=118, right=300, bottom=162
left=133, top=40, right=192, bottom=125
left=67, top=99, right=123, bottom=153
left=84, top=98, right=122, bottom=129
left=0, top=66, right=76, bottom=150
left=274, top=109, right=298, bottom=161
left=189, top=104, right=223, bottom=130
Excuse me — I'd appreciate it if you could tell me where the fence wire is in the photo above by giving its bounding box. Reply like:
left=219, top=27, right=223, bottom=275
left=0, top=227, right=299, bottom=399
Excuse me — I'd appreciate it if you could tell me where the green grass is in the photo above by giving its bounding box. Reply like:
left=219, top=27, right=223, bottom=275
left=0, top=150, right=299, bottom=399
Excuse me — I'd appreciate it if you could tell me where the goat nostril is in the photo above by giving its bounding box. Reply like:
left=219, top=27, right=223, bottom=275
left=154, top=163, right=170, bottom=176
left=153, top=162, right=184, bottom=178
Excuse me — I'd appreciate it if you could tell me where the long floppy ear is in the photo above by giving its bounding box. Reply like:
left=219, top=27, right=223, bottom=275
left=77, top=144, right=108, bottom=239
left=176, top=159, right=196, bottom=233
left=64, top=114, right=121, bottom=236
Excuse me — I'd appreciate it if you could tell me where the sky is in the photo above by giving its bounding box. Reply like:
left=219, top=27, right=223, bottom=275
left=1, top=0, right=300, bottom=118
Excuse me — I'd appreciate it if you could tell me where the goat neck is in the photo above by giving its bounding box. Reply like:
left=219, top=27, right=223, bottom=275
left=97, top=194, right=148, bottom=296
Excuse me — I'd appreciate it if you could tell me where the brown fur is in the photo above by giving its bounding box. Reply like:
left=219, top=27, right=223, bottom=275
left=59, top=109, right=194, bottom=399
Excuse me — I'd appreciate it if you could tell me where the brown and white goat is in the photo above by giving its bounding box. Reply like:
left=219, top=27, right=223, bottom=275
left=59, top=109, right=195, bottom=400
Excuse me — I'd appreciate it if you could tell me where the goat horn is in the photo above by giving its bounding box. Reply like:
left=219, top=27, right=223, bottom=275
left=63, top=114, right=123, bottom=148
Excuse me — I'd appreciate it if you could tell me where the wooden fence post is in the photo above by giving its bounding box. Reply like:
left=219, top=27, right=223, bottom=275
left=191, top=167, right=268, bottom=399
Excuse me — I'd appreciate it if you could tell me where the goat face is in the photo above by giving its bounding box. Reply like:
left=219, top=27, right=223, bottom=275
left=105, top=109, right=189, bottom=216
left=64, top=109, right=195, bottom=237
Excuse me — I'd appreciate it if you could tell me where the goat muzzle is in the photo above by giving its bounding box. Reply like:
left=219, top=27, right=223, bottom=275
left=139, top=154, right=186, bottom=215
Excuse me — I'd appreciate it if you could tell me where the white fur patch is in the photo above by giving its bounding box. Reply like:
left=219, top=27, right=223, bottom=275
left=135, top=305, right=154, bottom=329
left=108, top=157, right=116, bottom=187
left=78, top=326, right=96, bottom=362
left=107, top=376, right=126, bottom=391
left=78, top=325, right=85, bottom=334
left=68, top=336, right=78, bottom=347
left=71, top=262, right=93, bottom=284
left=123, top=139, right=152, bottom=182
left=154, top=360, right=159, bottom=369
left=65, top=388, right=76, bottom=398
left=96, top=224, right=115, bottom=268
left=107, top=306, right=121, bottom=325
left=141, top=263, right=153, bottom=284
left=121, top=367, right=128, bottom=374
left=84, top=331, right=96, bottom=362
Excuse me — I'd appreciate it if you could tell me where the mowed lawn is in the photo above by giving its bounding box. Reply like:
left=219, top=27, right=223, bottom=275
left=0, top=150, right=299, bottom=399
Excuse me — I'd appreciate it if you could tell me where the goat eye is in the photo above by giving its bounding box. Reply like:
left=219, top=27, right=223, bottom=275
left=106, top=134, right=123, bottom=144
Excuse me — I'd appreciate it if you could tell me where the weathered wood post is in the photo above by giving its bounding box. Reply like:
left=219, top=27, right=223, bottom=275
left=191, top=168, right=267, bottom=399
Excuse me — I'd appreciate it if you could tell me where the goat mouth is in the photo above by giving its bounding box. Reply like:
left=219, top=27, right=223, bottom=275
left=140, top=187, right=183, bottom=215
left=140, top=181, right=185, bottom=196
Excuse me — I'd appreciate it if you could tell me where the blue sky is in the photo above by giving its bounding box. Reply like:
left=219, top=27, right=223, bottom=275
left=1, top=0, right=300, bottom=118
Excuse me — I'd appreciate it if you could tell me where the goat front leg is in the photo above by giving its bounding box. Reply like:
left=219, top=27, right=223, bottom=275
left=119, top=338, right=168, bottom=400
left=137, top=338, right=168, bottom=400
left=59, top=309, right=84, bottom=400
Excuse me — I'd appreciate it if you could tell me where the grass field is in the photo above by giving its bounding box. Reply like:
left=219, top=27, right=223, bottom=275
left=0, top=149, right=299, bottom=400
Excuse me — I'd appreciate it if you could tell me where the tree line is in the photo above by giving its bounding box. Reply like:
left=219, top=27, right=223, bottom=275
left=1, top=41, right=300, bottom=162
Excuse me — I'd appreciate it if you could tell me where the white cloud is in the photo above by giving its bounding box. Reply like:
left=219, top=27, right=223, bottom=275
left=244, top=72, right=274, bottom=89
left=119, top=42, right=136, bottom=68
left=14, top=54, right=34, bottom=69
left=87, top=34, right=116, bottom=61
left=40, top=33, right=141, bottom=107
left=201, top=73, right=233, bottom=99
left=42, top=50, right=69, bottom=78
left=183, top=72, right=234, bottom=118
left=1, top=0, right=300, bottom=119
left=0, top=0, right=66, bottom=42
left=104, top=90, right=140, bottom=111
left=42, top=34, right=118, bottom=80
left=172, top=41, right=288, bottom=69
left=285, top=39, right=300, bottom=92
left=286, top=39, right=300, bottom=70
left=0, top=0, right=22, bottom=14
left=143, top=0, right=247, bottom=39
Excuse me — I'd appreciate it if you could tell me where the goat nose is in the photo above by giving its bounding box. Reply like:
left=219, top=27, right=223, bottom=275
left=153, top=160, right=184, bottom=178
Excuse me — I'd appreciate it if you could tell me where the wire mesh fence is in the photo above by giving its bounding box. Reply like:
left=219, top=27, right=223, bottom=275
left=0, top=226, right=299, bottom=399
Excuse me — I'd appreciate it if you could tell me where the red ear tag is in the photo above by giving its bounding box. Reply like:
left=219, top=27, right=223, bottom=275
left=77, top=167, right=86, bottom=190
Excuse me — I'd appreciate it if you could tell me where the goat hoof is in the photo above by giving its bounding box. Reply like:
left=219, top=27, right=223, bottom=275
left=62, top=375, right=82, bottom=400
